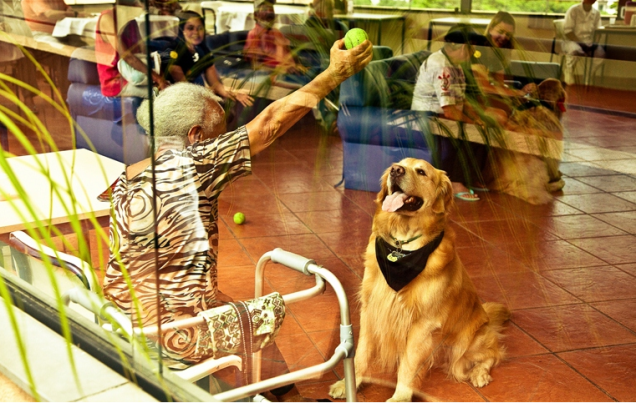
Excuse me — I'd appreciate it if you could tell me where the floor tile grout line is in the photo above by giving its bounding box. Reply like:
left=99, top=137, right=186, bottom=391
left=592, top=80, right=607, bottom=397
left=552, top=352, right=619, bottom=402
left=612, top=265, right=636, bottom=279
left=562, top=234, right=636, bottom=267
left=553, top=340, right=636, bottom=356
left=506, top=298, right=636, bottom=383
left=509, top=301, right=589, bottom=313
left=587, top=303, right=636, bottom=339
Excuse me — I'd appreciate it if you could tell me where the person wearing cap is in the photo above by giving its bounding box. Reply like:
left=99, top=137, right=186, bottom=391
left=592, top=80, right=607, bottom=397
left=243, top=0, right=307, bottom=75
left=411, top=24, right=507, bottom=202
left=562, top=0, right=605, bottom=85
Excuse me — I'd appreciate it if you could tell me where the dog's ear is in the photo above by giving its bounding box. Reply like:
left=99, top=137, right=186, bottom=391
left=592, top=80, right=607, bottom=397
left=538, top=78, right=562, bottom=103
left=538, top=78, right=567, bottom=119
left=432, top=170, right=454, bottom=214
left=376, top=167, right=391, bottom=204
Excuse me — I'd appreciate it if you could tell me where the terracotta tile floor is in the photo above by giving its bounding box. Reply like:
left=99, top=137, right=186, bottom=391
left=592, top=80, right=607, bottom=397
left=4, top=86, right=636, bottom=401
left=219, top=108, right=636, bottom=402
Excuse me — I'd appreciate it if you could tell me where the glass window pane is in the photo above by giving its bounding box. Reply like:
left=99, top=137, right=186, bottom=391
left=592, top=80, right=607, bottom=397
left=471, top=0, right=611, bottom=14
left=355, top=0, right=462, bottom=10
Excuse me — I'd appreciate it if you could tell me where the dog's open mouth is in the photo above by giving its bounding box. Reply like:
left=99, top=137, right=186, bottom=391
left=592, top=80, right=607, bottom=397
left=382, top=184, right=424, bottom=212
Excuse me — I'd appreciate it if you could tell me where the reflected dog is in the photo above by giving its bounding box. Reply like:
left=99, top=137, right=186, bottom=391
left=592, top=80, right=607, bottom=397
left=329, top=158, right=510, bottom=402
left=485, top=78, right=567, bottom=204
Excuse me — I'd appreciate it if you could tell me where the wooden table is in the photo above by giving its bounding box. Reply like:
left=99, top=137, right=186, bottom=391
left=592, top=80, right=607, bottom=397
left=389, top=114, right=563, bottom=160
left=51, top=14, right=179, bottom=40
left=52, top=16, right=99, bottom=39
left=0, top=149, right=124, bottom=241
left=426, top=16, right=491, bottom=50
left=585, top=24, right=636, bottom=85
left=0, top=31, right=81, bottom=59
left=335, top=12, right=406, bottom=49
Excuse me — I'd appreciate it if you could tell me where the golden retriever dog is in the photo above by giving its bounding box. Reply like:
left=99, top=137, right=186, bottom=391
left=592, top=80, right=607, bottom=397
left=485, top=78, right=566, bottom=205
left=329, top=158, right=510, bottom=402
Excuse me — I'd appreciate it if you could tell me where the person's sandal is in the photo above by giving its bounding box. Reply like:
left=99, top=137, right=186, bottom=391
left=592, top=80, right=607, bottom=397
left=454, top=189, right=480, bottom=202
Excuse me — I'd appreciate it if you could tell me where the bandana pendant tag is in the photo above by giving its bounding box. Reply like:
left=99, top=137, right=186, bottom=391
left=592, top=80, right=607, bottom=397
left=387, top=251, right=406, bottom=262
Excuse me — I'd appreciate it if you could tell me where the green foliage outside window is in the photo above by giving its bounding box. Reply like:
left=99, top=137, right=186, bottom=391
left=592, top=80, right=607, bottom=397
left=352, top=0, right=460, bottom=8
left=472, top=0, right=580, bottom=13
left=351, top=0, right=614, bottom=15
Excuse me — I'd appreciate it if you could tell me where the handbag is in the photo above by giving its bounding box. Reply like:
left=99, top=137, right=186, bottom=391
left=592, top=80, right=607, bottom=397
left=195, top=292, right=286, bottom=358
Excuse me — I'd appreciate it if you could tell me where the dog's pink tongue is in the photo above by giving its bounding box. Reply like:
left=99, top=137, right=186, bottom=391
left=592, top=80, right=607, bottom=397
left=382, top=192, right=408, bottom=212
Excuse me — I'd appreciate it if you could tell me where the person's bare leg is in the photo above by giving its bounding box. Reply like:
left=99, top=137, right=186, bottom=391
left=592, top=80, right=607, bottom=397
left=452, top=182, right=479, bottom=199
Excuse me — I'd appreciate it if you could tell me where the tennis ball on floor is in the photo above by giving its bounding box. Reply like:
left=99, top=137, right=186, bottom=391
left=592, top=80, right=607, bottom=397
left=233, top=212, right=246, bottom=225
left=344, top=28, right=368, bottom=50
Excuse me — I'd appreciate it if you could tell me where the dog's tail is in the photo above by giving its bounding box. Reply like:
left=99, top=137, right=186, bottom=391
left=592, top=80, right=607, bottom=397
left=483, top=302, right=511, bottom=331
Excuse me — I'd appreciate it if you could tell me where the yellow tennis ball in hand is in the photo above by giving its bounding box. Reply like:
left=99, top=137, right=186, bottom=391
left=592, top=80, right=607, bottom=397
left=344, top=28, right=368, bottom=50
left=233, top=212, right=246, bottom=225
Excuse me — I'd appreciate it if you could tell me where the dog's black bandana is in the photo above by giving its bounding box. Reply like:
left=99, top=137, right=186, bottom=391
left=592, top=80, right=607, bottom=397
left=375, top=231, right=445, bottom=292
left=517, top=99, right=555, bottom=113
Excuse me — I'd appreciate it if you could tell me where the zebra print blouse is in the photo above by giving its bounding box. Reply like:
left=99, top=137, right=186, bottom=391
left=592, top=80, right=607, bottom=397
left=103, top=126, right=251, bottom=368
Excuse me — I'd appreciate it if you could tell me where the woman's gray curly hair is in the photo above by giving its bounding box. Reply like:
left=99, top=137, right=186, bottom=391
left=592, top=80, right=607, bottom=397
left=137, top=83, right=224, bottom=150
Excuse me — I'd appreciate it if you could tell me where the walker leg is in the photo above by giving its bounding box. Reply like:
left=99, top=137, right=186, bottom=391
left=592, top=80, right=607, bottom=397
left=343, top=357, right=357, bottom=402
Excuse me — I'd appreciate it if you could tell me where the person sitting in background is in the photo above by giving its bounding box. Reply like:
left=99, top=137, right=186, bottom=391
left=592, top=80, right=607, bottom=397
left=243, top=0, right=306, bottom=75
left=562, top=0, right=605, bottom=85
left=470, top=11, right=537, bottom=109
left=95, top=0, right=168, bottom=97
left=152, top=0, right=180, bottom=16
left=22, top=0, right=90, bottom=46
left=306, top=0, right=348, bottom=32
left=411, top=24, right=507, bottom=202
left=163, top=10, right=253, bottom=107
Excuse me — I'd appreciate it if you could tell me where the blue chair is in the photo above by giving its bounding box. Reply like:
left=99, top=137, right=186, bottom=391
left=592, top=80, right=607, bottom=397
left=66, top=47, right=150, bottom=165
left=337, top=51, right=434, bottom=192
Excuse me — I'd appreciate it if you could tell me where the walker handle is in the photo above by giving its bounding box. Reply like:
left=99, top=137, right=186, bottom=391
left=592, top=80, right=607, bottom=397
left=270, top=248, right=315, bottom=276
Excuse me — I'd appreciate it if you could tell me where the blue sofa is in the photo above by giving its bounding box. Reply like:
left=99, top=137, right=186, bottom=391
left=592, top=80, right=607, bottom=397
left=67, top=47, right=149, bottom=165
left=338, top=50, right=433, bottom=192
left=337, top=52, right=562, bottom=192
left=205, top=28, right=393, bottom=82
left=204, top=29, right=394, bottom=131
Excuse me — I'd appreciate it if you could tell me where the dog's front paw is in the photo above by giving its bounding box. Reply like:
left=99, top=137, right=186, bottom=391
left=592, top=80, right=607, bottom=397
left=329, top=380, right=347, bottom=399
left=387, top=385, right=413, bottom=402
left=469, top=370, right=493, bottom=388
left=387, top=396, right=409, bottom=402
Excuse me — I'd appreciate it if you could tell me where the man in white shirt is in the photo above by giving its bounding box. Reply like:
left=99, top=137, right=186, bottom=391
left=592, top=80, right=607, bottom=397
left=562, top=0, right=605, bottom=84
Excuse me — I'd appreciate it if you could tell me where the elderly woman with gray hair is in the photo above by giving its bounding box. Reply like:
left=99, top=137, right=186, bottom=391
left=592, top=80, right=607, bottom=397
left=103, top=39, right=373, bottom=372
